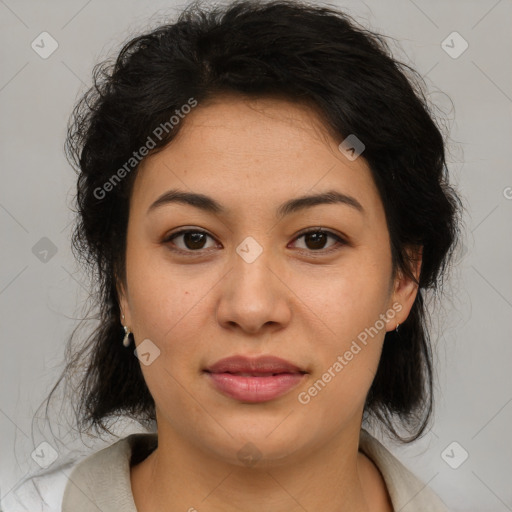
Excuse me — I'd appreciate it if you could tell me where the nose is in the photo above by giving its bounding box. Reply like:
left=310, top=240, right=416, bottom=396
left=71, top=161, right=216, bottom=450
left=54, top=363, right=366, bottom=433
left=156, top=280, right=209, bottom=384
left=216, top=245, right=292, bottom=335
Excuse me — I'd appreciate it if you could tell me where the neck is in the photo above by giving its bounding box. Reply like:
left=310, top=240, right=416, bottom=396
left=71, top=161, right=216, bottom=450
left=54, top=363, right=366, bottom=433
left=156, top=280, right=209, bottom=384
left=131, top=422, right=388, bottom=512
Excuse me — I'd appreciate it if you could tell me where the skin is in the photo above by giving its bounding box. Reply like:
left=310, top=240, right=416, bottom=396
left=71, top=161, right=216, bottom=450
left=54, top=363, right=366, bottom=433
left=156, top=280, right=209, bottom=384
left=118, top=94, right=421, bottom=512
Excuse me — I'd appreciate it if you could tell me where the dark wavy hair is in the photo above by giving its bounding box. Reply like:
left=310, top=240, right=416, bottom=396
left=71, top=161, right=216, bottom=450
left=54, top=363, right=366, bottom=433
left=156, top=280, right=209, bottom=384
left=43, top=0, right=462, bottom=444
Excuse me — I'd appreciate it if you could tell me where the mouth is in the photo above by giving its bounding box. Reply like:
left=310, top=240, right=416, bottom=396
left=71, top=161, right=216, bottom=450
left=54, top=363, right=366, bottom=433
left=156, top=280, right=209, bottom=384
left=210, top=372, right=300, bottom=376
left=203, top=355, right=308, bottom=403
left=204, top=354, right=306, bottom=375
left=204, top=372, right=307, bottom=403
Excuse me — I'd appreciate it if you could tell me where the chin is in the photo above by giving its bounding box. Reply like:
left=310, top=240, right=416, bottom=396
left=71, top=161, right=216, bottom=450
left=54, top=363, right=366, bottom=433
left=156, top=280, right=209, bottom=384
left=198, top=423, right=311, bottom=469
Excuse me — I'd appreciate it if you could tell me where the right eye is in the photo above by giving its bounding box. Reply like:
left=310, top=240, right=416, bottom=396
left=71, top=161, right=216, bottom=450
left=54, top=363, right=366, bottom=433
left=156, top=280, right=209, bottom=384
left=162, top=229, right=220, bottom=254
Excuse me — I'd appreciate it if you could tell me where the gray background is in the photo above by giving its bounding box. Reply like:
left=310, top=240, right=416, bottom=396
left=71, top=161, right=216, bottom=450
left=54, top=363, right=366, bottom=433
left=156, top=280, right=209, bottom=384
left=1, top=0, right=511, bottom=510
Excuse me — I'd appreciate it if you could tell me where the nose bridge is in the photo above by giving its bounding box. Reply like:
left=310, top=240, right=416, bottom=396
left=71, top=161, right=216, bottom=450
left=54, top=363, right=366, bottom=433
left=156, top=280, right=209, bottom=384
left=216, top=234, right=290, bottom=332
left=231, top=233, right=276, bottom=299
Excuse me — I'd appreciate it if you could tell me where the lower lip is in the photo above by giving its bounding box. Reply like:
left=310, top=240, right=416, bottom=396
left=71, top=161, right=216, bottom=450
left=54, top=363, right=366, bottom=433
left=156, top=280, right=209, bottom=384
left=205, top=372, right=306, bottom=403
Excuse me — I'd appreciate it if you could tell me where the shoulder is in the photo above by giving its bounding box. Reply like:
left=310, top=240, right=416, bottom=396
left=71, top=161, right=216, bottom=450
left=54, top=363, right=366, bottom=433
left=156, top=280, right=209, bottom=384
left=63, top=432, right=157, bottom=480
left=359, top=429, right=450, bottom=512
left=1, top=434, right=157, bottom=512
left=61, top=433, right=157, bottom=512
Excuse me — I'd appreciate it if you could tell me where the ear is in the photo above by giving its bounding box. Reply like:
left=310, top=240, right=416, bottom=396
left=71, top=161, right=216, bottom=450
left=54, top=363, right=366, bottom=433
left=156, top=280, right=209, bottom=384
left=116, top=276, right=132, bottom=327
left=386, top=245, right=422, bottom=331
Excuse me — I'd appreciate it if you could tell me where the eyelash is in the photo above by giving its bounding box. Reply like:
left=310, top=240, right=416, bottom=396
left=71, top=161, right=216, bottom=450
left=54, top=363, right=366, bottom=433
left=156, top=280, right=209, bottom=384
left=162, top=227, right=347, bottom=257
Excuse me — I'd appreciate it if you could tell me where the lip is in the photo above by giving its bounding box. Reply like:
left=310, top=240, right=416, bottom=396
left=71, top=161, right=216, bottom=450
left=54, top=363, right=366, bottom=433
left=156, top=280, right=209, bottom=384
left=205, top=355, right=305, bottom=374
left=204, top=355, right=307, bottom=403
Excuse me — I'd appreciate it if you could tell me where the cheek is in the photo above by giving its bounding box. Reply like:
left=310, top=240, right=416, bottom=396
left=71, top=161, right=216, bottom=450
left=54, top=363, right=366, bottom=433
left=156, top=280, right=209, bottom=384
left=301, top=256, right=392, bottom=341
left=126, top=243, right=207, bottom=335
left=295, top=258, right=391, bottom=415
left=299, top=293, right=387, bottom=428
left=125, top=247, right=223, bottom=391
left=125, top=256, right=213, bottom=422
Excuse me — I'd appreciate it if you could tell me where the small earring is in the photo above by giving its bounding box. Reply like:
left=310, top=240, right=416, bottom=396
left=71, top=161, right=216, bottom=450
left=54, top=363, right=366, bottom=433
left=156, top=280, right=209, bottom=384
left=395, top=323, right=400, bottom=333
left=122, top=325, right=132, bottom=347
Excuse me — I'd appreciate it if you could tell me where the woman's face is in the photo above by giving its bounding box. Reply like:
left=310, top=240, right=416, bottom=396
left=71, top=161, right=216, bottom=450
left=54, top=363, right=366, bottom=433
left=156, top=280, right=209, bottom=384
left=119, top=95, right=419, bottom=466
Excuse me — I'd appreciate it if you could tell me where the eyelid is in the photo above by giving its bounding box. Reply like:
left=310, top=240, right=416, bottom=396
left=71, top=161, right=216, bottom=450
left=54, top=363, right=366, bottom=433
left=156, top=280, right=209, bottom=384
left=289, top=227, right=348, bottom=254
left=162, top=228, right=219, bottom=254
left=162, top=227, right=348, bottom=255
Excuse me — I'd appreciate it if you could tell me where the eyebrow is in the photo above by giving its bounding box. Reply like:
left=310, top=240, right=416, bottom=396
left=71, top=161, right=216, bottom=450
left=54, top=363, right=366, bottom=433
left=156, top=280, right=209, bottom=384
left=147, top=188, right=364, bottom=219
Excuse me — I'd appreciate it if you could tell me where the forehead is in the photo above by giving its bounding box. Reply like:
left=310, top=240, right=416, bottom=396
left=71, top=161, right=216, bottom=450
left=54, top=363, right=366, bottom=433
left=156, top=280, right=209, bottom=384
left=167, top=94, right=341, bottom=158
left=131, top=96, right=383, bottom=221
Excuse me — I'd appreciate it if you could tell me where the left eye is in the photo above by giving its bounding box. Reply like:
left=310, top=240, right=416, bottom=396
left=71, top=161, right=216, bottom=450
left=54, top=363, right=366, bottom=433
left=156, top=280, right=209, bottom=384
left=163, top=228, right=346, bottom=254
left=291, top=229, right=346, bottom=252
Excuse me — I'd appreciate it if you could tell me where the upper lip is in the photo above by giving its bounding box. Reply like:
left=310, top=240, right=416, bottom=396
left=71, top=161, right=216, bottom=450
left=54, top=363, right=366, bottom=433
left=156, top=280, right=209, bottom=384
left=204, top=355, right=307, bottom=374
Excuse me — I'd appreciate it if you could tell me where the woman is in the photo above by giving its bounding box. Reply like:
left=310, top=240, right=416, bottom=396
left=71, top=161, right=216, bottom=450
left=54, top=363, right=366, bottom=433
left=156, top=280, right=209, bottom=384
left=4, top=0, right=461, bottom=510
